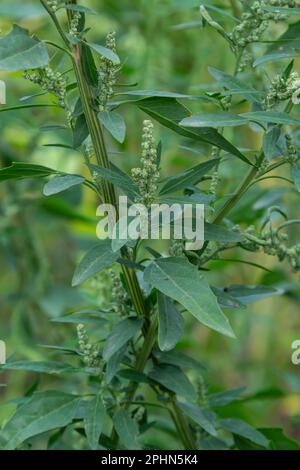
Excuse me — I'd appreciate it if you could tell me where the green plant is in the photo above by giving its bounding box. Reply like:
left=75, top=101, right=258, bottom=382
left=0, top=0, right=300, bottom=451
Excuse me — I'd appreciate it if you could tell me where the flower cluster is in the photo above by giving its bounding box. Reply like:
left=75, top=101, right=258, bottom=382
left=69, top=11, right=81, bottom=37
left=284, top=134, right=300, bottom=163
left=209, top=170, right=220, bottom=195
left=46, top=0, right=58, bottom=12
left=111, top=270, right=129, bottom=317
left=98, top=32, right=118, bottom=111
left=243, top=223, right=300, bottom=271
left=77, top=324, right=100, bottom=368
left=131, top=120, right=160, bottom=207
left=231, top=1, right=296, bottom=51
left=23, top=66, right=66, bottom=107
left=169, top=239, right=184, bottom=257
left=266, top=72, right=300, bottom=108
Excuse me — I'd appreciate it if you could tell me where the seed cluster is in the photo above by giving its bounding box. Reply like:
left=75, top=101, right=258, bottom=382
left=46, top=0, right=58, bottom=12
left=169, top=239, right=184, bottom=257
left=69, top=12, right=81, bottom=37
left=98, top=32, right=118, bottom=111
left=284, top=134, right=300, bottom=163
left=243, top=224, right=300, bottom=271
left=77, top=324, right=100, bottom=368
left=23, top=66, right=66, bottom=107
left=131, top=120, right=160, bottom=207
left=111, top=270, right=129, bottom=317
left=266, top=72, right=300, bottom=108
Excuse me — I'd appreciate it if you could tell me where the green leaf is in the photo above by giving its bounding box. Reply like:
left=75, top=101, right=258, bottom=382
left=153, top=350, right=205, bottom=371
left=84, top=394, right=106, bottom=450
left=291, top=163, right=300, bottom=191
left=208, top=68, right=261, bottom=103
left=103, top=317, right=143, bottom=361
left=105, top=345, right=127, bottom=383
left=148, top=364, right=197, bottom=402
left=221, top=285, right=280, bottom=304
left=89, top=164, right=139, bottom=202
left=220, top=418, right=269, bottom=448
left=0, top=25, right=49, bottom=71
left=73, top=114, right=89, bottom=148
left=208, top=387, right=246, bottom=407
left=262, top=6, right=300, bottom=15
left=117, top=90, right=195, bottom=99
left=159, top=158, right=219, bottom=195
left=259, top=428, right=300, bottom=450
left=242, top=111, right=300, bottom=126
left=178, top=402, right=217, bottom=436
left=135, top=97, right=251, bottom=165
left=0, top=361, right=76, bottom=374
left=62, top=4, right=97, bottom=15
left=113, top=409, right=140, bottom=450
left=157, top=293, right=184, bottom=351
left=143, top=257, right=235, bottom=337
left=98, top=111, right=126, bottom=143
left=263, top=126, right=282, bottom=160
left=254, top=49, right=300, bottom=67
left=85, top=41, right=120, bottom=65
left=0, top=162, right=57, bottom=182
left=43, top=175, right=85, bottom=196
left=204, top=223, right=244, bottom=242
left=180, top=113, right=248, bottom=128
left=1, top=391, right=80, bottom=450
left=72, top=241, right=120, bottom=286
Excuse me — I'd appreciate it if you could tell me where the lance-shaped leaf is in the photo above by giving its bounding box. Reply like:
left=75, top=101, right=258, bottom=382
left=159, top=158, right=219, bottom=195
left=242, top=111, right=300, bottom=126
left=220, top=418, right=269, bottom=448
left=1, top=391, right=80, bottom=450
left=148, top=364, right=197, bottom=402
left=180, top=113, right=248, bottom=128
left=43, top=175, right=85, bottom=196
left=72, top=241, right=120, bottom=286
left=135, top=97, right=252, bottom=165
left=103, top=317, right=143, bottom=361
left=208, top=67, right=261, bottom=103
left=1, top=361, right=76, bottom=375
left=157, top=293, right=184, bottom=351
left=0, top=162, right=57, bottom=182
left=144, top=257, right=235, bottom=337
left=113, top=409, right=140, bottom=450
left=0, top=25, right=49, bottom=71
left=89, top=163, right=139, bottom=202
left=85, top=41, right=120, bottom=64
left=84, top=394, right=106, bottom=450
left=98, top=111, right=126, bottom=143
left=178, top=402, right=218, bottom=436
left=291, top=162, right=300, bottom=191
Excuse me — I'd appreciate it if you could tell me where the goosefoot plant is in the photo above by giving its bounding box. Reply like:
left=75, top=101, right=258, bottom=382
left=0, top=0, right=300, bottom=451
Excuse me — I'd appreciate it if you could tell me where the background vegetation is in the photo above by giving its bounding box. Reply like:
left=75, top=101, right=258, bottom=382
left=0, top=0, right=300, bottom=450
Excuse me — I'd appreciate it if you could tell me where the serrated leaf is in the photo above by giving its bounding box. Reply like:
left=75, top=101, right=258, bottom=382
left=0, top=25, right=49, bottom=71
left=98, top=111, right=126, bottom=143
left=220, top=418, right=269, bottom=448
left=113, top=409, right=140, bottom=450
left=1, top=391, right=80, bottom=450
left=148, top=364, right=196, bottom=402
left=103, top=317, right=143, bottom=362
left=72, top=241, right=120, bottom=286
left=144, top=257, right=235, bottom=337
left=159, top=159, right=219, bottom=195
left=157, top=293, right=184, bottom=351
left=84, top=394, right=106, bottom=450
left=43, top=175, right=85, bottom=196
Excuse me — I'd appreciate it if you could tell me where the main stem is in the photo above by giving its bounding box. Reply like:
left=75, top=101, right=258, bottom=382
left=40, top=0, right=196, bottom=450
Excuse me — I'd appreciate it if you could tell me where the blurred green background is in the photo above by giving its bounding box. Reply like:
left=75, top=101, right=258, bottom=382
left=0, top=0, right=300, bottom=448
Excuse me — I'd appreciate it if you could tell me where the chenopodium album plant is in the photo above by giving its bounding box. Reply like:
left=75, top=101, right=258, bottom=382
left=0, top=0, right=300, bottom=450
